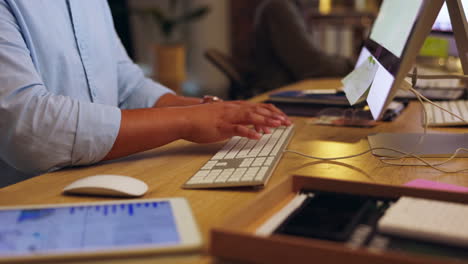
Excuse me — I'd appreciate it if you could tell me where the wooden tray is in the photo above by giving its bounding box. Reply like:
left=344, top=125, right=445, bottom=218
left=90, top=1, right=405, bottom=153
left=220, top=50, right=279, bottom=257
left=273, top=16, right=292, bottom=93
left=210, top=175, right=468, bottom=264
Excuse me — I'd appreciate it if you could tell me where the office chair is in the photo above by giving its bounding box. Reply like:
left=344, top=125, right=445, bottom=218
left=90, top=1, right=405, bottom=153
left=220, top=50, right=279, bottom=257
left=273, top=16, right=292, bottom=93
left=204, top=49, right=254, bottom=100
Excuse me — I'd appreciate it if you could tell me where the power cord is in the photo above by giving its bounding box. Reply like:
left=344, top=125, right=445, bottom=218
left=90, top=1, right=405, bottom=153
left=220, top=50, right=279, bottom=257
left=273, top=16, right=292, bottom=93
left=284, top=148, right=468, bottom=173
left=285, top=68, right=468, bottom=173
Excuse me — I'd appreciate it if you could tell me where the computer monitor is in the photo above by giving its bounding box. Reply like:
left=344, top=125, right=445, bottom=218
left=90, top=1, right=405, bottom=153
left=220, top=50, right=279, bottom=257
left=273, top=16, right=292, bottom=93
left=431, top=0, right=468, bottom=56
left=353, top=0, right=468, bottom=157
left=354, top=0, right=457, bottom=120
left=433, top=0, right=468, bottom=33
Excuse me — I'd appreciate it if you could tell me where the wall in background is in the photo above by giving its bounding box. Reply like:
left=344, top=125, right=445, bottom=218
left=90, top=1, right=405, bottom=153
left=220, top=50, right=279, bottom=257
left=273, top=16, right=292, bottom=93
left=128, top=0, right=230, bottom=98
left=186, top=0, right=230, bottom=98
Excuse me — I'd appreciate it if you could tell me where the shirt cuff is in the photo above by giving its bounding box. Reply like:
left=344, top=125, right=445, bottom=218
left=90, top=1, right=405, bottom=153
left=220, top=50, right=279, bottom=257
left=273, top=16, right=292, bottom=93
left=71, top=102, right=121, bottom=166
left=120, top=79, right=175, bottom=109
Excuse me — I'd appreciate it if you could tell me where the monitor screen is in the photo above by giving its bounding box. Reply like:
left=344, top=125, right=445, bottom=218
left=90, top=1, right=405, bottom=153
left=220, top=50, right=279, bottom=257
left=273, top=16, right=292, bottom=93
left=432, top=0, right=468, bottom=33
left=369, top=0, right=423, bottom=58
left=357, top=0, right=425, bottom=119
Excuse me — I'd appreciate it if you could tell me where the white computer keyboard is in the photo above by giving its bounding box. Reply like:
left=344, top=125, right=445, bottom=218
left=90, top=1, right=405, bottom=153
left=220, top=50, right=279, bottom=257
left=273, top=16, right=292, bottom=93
left=397, top=66, right=466, bottom=100
left=182, top=125, right=294, bottom=189
left=378, top=196, right=468, bottom=248
left=409, top=66, right=465, bottom=89
left=423, top=100, right=468, bottom=126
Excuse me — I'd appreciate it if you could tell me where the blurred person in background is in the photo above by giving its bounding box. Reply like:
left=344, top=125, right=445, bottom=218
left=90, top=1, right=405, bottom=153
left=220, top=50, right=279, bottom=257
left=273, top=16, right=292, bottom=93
left=251, top=0, right=354, bottom=94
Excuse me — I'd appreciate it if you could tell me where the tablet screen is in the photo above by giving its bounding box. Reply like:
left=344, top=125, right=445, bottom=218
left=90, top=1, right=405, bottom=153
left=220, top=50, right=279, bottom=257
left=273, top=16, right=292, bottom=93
left=0, top=201, right=180, bottom=256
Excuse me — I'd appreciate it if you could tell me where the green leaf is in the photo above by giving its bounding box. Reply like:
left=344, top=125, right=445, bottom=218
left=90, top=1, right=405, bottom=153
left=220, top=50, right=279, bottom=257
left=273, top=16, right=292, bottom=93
left=178, top=6, right=211, bottom=24
left=134, top=7, right=167, bottom=24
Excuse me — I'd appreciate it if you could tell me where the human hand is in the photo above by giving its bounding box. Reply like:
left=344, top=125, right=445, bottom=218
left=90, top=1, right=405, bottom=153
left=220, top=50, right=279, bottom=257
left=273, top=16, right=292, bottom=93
left=227, top=100, right=292, bottom=134
left=181, top=101, right=292, bottom=144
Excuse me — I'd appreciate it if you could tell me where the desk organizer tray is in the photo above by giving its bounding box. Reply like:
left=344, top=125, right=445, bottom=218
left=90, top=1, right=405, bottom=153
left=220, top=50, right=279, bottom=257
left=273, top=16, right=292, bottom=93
left=210, top=175, right=468, bottom=264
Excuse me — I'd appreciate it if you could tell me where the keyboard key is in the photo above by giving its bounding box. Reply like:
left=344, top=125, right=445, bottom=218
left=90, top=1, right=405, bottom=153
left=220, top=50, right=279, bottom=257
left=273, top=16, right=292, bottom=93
left=230, top=168, right=247, bottom=180
left=455, top=100, right=468, bottom=121
left=207, top=169, right=222, bottom=179
left=440, top=101, right=455, bottom=122
left=271, top=126, right=293, bottom=156
left=214, top=177, right=227, bottom=183
left=433, top=103, right=444, bottom=123
left=247, top=134, right=271, bottom=157
left=255, top=167, right=269, bottom=181
left=244, top=167, right=259, bottom=177
left=201, top=161, right=218, bottom=170
left=193, top=170, right=209, bottom=178
left=237, top=139, right=258, bottom=158
left=458, top=100, right=468, bottom=121
left=264, top=157, right=275, bottom=166
left=224, top=138, right=249, bottom=159
left=252, top=157, right=266, bottom=167
left=240, top=158, right=254, bottom=167
left=200, top=177, right=215, bottom=184
left=211, top=137, right=240, bottom=160
left=259, top=129, right=284, bottom=156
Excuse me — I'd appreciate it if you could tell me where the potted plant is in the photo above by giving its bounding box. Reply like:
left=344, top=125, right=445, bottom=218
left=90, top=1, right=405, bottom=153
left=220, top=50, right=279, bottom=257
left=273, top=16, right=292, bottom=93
left=136, top=0, right=210, bottom=93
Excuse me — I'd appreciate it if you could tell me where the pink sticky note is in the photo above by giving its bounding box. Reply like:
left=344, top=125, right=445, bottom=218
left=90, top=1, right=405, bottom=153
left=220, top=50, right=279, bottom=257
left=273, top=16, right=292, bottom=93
left=404, top=179, right=468, bottom=193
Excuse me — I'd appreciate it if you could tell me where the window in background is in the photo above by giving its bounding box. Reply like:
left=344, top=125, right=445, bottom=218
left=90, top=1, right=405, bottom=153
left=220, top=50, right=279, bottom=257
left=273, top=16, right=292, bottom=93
left=305, top=0, right=381, bottom=60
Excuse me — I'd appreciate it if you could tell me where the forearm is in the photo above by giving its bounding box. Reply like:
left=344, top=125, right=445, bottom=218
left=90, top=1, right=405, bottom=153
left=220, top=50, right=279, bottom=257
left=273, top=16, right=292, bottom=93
left=102, top=107, right=190, bottom=161
left=103, top=101, right=292, bottom=161
left=154, top=93, right=202, bottom=107
left=104, top=94, right=216, bottom=161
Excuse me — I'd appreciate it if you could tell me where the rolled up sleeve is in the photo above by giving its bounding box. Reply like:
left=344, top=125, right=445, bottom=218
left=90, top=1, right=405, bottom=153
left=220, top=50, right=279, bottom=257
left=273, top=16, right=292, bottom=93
left=0, top=1, right=121, bottom=174
left=0, top=91, right=121, bottom=174
left=72, top=102, right=121, bottom=167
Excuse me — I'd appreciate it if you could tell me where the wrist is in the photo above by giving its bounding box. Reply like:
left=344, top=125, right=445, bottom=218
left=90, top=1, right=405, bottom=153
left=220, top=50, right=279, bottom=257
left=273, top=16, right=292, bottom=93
left=175, top=107, right=195, bottom=141
left=154, top=93, right=177, bottom=107
left=155, top=93, right=201, bottom=107
left=201, top=95, right=222, bottom=104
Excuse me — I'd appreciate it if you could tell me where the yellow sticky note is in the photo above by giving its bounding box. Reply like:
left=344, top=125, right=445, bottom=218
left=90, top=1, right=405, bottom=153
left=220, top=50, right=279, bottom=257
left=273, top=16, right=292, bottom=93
left=420, top=36, right=449, bottom=57
left=342, top=56, right=379, bottom=105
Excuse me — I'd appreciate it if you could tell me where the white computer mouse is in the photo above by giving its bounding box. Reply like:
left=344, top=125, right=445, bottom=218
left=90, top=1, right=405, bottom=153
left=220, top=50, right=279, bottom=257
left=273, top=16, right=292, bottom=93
left=63, top=174, right=148, bottom=197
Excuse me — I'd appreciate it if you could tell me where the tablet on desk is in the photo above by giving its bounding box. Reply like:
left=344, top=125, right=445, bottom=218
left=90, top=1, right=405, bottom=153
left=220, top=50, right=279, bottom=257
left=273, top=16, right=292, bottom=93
left=0, top=198, right=202, bottom=262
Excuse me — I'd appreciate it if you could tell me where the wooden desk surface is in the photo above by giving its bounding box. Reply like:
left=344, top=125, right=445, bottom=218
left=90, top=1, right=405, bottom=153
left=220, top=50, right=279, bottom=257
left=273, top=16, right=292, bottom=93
left=1, top=79, right=467, bottom=264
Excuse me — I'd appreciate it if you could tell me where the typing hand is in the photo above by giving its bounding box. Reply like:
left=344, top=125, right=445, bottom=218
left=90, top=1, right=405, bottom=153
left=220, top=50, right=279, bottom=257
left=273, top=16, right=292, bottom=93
left=228, top=101, right=292, bottom=134
left=182, top=101, right=292, bottom=144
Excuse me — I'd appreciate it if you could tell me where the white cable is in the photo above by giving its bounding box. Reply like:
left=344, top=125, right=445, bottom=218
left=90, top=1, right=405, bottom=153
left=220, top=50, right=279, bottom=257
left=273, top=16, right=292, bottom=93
left=379, top=148, right=468, bottom=169
left=377, top=86, right=467, bottom=168
left=284, top=148, right=468, bottom=173
left=376, top=88, right=428, bottom=162
left=285, top=69, right=468, bottom=173
left=407, top=73, right=468, bottom=80
left=409, top=86, right=467, bottom=122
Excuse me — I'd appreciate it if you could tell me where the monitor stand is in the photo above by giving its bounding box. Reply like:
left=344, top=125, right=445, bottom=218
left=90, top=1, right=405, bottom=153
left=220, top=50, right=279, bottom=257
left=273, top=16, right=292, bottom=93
left=368, top=133, right=468, bottom=157
left=369, top=0, right=468, bottom=158
left=448, top=0, right=468, bottom=74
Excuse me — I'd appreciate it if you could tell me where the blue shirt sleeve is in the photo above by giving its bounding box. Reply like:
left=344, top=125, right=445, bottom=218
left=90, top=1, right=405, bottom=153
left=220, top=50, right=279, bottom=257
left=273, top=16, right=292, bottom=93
left=0, top=0, right=120, bottom=174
